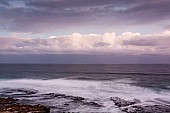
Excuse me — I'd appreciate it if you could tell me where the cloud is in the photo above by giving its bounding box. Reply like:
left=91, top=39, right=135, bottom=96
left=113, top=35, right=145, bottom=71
left=0, top=30, right=170, bottom=55
left=94, top=42, right=110, bottom=47
left=0, top=0, right=170, bottom=33
left=0, top=0, right=10, bottom=6
left=164, top=25, right=170, bottom=30
left=118, top=0, right=170, bottom=24
left=123, top=38, right=158, bottom=46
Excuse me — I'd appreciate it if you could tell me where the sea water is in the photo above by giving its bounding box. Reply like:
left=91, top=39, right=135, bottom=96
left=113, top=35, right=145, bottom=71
left=0, top=64, right=170, bottom=112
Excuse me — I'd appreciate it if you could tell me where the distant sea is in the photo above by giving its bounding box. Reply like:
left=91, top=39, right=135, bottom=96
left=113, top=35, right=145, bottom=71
left=0, top=64, right=170, bottom=112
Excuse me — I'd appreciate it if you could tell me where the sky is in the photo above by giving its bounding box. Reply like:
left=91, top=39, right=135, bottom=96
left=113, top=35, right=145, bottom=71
left=0, top=0, right=170, bottom=64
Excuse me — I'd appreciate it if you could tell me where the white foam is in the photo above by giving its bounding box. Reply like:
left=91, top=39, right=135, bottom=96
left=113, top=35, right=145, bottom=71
left=0, top=78, right=170, bottom=112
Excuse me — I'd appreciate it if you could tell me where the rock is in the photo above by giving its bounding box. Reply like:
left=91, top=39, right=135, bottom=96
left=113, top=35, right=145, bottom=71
left=110, top=97, right=140, bottom=107
left=110, top=97, right=170, bottom=113
left=0, top=97, right=18, bottom=105
left=15, top=89, right=38, bottom=95
left=82, top=101, right=103, bottom=107
left=1, top=88, right=38, bottom=95
left=0, top=97, right=50, bottom=113
left=43, top=93, right=103, bottom=108
left=43, top=93, right=66, bottom=98
left=122, top=105, right=170, bottom=113
left=63, top=103, right=69, bottom=106
left=43, top=93, right=84, bottom=101
left=0, top=104, right=50, bottom=113
left=66, top=96, right=84, bottom=101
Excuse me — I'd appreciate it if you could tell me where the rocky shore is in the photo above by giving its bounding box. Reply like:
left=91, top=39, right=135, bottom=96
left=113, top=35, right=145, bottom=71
left=0, top=97, right=50, bottom=113
left=110, top=97, right=170, bottom=113
left=0, top=88, right=170, bottom=113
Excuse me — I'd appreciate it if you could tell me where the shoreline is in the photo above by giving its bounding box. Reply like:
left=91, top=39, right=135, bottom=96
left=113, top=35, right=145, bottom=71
left=1, top=96, right=170, bottom=113
left=0, top=93, right=170, bottom=113
left=0, top=80, right=170, bottom=113
left=0, top=97, right=50, bottom=113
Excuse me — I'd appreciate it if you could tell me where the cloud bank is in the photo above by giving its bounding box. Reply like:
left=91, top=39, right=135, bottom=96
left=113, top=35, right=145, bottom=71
left=0, top=30, right=170, bottom=55
left=0, top=0, right=170, bottom=33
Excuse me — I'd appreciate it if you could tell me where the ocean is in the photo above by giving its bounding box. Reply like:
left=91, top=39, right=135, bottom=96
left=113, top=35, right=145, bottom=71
left=0, top=64, right=170, bottom=112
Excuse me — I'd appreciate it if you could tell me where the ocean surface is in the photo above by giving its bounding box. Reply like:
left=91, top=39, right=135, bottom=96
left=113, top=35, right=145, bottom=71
left=0, top=64, right=170, bottom=112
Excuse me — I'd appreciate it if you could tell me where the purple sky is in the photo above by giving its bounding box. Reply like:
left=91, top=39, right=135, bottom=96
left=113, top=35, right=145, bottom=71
left=0, top=0, right=170, bottom=63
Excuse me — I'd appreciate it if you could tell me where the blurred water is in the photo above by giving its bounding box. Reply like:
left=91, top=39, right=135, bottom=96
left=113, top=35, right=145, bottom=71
left=0, top=64, right=170, bottom=112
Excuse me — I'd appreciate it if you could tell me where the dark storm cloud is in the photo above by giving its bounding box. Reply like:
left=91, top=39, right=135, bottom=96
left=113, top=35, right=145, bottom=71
left=0, top=0, right=170, bottom=33
left=119, top=0, right=170, bottom=24
left=0, top=0, right=10, bottom=6
left=25, top=0, right=115, bottom=9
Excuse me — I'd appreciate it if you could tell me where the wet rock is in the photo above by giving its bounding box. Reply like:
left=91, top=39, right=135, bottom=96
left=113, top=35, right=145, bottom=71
left=82, top=101, right=103, bottom=107
left=122, top=105, right=170, bottom=113
left=63, top=103, right=69, bottom=106
left=43, top=93, right=103, bottom=108
left=110, top=97, right=140, bottom=107
left=0, top=97, right=18, bottom=105
left=66, top=95, right=84, bottom=101
left=0, top=104, right=50, bottom=113
left=43, top=93, right=66, bottom=98
left=110, top=97, right=170, bottom=113
left=1, top=88, right=38, bottom=95
left=43, top=93, right=84, bottom=101
left=15, top=89, right=38, bottom=95
left=0, top=97, right=50, bottom=113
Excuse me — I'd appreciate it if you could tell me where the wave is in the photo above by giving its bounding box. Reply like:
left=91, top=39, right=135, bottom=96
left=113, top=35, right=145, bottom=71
left=0, top=78, right=170, bottom=112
